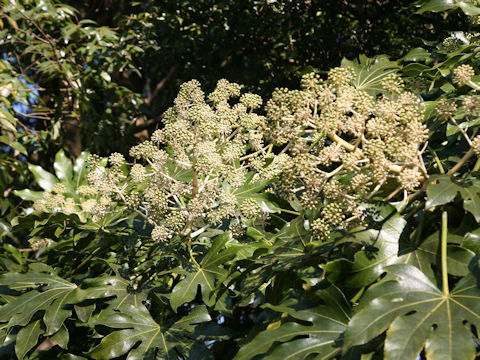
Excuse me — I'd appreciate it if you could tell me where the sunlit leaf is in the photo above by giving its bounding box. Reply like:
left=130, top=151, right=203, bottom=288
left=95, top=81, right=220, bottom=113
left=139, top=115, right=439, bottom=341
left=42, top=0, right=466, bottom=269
left=426, top=175, right=480, bottom=222
left=341, top=55, right=399, bottom=95
left=344, top=264, right=480, bottom=360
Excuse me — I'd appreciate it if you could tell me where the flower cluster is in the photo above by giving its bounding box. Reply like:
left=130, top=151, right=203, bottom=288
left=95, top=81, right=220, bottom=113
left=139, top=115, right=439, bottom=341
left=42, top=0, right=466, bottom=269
left=86, top=79, right=272, bottom=241
left=53, top=71, right=430, bottom=244
left=453, top=64, right=475, bottom=87
left=264, top=69, right=427, bottom=240
left=32, top=178, right=114, bottom=222
left=28, top=237, right=55, bottom=251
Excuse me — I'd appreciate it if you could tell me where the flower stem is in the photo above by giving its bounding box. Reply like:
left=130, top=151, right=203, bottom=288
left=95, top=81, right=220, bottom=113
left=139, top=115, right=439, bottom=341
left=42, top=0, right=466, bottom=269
left=473, top=158, right=480, bottom=172
left=449, top=116, right=472, bottom=145
left=441, top=211, right=449, bottom=297
left=447, top=148, right=475, bottom=175
left=280, top=208, right=301, bottom=216
left=468, top=80, right=480, bottom=91
left=430, top=147, right=445, bottom=174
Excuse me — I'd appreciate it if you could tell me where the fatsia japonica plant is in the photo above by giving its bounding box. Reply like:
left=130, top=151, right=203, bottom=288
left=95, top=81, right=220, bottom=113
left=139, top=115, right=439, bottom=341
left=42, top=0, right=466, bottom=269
left=3, top=2, right=480, bottom=360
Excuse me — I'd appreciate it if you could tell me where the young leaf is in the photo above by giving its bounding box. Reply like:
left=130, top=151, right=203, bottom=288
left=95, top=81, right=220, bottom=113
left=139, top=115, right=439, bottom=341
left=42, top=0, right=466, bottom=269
left=341, top=55, right=399, bottom=95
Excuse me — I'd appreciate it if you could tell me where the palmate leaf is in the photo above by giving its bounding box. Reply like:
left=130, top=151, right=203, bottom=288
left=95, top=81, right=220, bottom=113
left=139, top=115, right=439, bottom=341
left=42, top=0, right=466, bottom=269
left=426, top=175, right=480, bottom=222
left=397, top=230, right=475, bottom=282
left=323, top=205, right=406, bottom=287
left=88, top=304, right=211, bottom=360
left=417, top=0, right=480, bottom=15
left=0, top=269, right=145, bottom=358
left=234, top=284, right=350, bottom=360
left=0, top=270, right=86, bottom=359
left=170, top=232, right=241, bottom=311
left=341, top=55, right=399, bottom=96
left=0, top=271, right=85, bottom=336
left=233, top=216, right=307, bottom=299
left=344, top=264, right=480, bottom=360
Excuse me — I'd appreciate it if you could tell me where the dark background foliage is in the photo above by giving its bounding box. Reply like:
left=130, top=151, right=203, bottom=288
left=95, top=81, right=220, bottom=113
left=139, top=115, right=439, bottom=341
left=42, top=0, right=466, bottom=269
left=1, top=0, right=468, bottom=160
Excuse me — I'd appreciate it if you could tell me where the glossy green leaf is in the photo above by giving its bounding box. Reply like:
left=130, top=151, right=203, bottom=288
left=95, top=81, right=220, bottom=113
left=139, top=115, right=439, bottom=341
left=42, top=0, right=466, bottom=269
left=170, top=232, right=239, bottom=311
left=417, top=0, right=458, bottom=13
left=54, top=149, right=73, bottom=185
left=417, top=0, right=480, bottom=14
left=88, top=304, right=211, bottom=359
left=72, top=151, right=90, bottom=187
left=462, top=227, right=480, bottom=254
left=74, top=304, right=96, bottom=323
left=12, top=189, right=44, bottom=201
left=344, top=264, right=480, bottom=360
left=50, top=324, right=69, bottom=349
left=397, top=231, right=473, bottom=281
left=0, top=272, right=83, bottom=335
left=324, top=205, right=406, bottom=287
left=402, top=47, right=430, bottom=62
left=457, top=1, right=480, bottom=15
left=80, top=274, right=147, bottom=312
left=426, top=175, right=480, bottom=221
left=341, top=55, right=399, bottom=95
left=15, top=320, right=44, bottom=360
left=27, top=164, right=58, bottom=191
left=233, top=179, right=270, bottom=200
left=234, top=284, right=350, bottom=360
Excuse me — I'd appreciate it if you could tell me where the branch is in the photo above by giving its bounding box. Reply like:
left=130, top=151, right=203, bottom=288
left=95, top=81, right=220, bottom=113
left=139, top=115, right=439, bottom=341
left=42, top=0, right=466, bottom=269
left=145, top=66, right=178, bottom=106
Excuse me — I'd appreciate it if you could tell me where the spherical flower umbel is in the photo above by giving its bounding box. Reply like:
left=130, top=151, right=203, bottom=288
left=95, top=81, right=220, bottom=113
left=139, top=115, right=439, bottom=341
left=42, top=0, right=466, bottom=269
left=240, top=93, right=262, bottom=109
left=443, top=37, right=460, bottom=52
left=240, top=199, right=261, bottom=219
left=472, top=136, right=480, bottom=156
left=452, top=64, right=475, bottom=87
left=311, top=218, right=330, bottom=242
left=435, top=99, right=457, bottom=121
left=463, top=96, right=480, bottom=114
left=130, top=164, right=147, bottom=182
left=327, top=67, right=355, bottom=86
left=151, top=225, right=172, bottom=242
left=52, top=183, right=66, bottom=194
left=381, top=73, right=404, bottom=94
left=399, top=168, right=422, bottom=191
left=321, top=203, right=345, bottom=227
left=109, top=152, right=125, bottom=167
